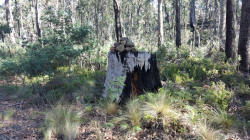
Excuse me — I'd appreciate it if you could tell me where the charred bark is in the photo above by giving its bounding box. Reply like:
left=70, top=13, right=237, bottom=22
left=113, top=0, right=122, bottom=42
left=238, top=0, right=250, bottom=73
left=103, top=51, right=162, bottom=104
left=225, top=0, right=237, bottom=62
left=175, top=0, right=181, bottom=47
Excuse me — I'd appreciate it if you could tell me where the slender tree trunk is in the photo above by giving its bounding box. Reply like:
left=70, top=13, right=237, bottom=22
left=29, top=0, right=36, bottom=41
left=5, top=0, right=15, bottom=43
left=219, top=0, right=225, bottom=50
left=204, top=0, right=209, bottom=23
left=213, top=0, right=218, bottom=36
left=190, top=0, right=198, bottom=47
left=157, top=0, right=164, bottom=47
left=113, top=0, right=122, bottom=42
left=238, top=0, right=250, bottom=73
left=14, top=0, right=21, bottom=37
left=225, top=0, right=237, bottom=62
left=94, top=0, right=100, bottom=41
left=34, top=0, right=41, bottom=37
left=175, top=0, right=181, bottom=47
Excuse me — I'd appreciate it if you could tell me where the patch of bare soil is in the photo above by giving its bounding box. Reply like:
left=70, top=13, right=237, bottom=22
left=0, top=92, right=44, bottom=140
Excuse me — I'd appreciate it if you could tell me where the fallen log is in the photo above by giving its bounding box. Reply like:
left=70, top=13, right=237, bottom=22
left=103, top=51, right=162, bottom=103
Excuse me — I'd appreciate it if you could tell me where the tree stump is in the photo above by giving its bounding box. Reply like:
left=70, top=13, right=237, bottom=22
left=103, top=51, right=162, bottom=103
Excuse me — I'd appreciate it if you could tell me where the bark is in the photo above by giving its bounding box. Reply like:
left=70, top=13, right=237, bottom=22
left=103, top=52, right=162, bottom=103
left=14, top=0, right=20, bottom=37
left=190, top=0, right=199, bottom=47
left=238, top=0, right=250, bottom=73
left=204, top=0, right=209, bottom=23
left=34, top=0, right=41, bottom=37
left=5, top=0, right=15, bottom=43
left=113, top=0, right=122, bottom=42
left=164, top=5, right=169, bottom=23
left=225, top=0, right=237, bottom=62
left=190, top=0, right=196, bottom=31
left=175, top=0, right=181, bottom=47
left=213, top=0, right=218, bottom=35
left=219, top=0, right=225, bottom=50
left=29, top=0, right=36, bottom=41
left=157, top=0, right=164, bottom=47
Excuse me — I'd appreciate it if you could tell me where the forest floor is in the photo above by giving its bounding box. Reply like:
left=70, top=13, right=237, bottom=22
left=0, top=90, right=44, bottom=140
left=0, top=90, right=122, bottom=140
left=0, top=90, right=174, bottom=140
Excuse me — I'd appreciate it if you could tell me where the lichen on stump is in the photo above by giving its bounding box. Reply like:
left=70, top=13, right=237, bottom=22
left=103, top=51, right=162, bottom=103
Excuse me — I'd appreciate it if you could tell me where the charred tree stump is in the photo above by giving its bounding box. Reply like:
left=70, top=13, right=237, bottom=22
left=103, top=51, right=162, bottom=104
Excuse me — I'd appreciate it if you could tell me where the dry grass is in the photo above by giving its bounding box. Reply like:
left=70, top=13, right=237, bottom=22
left=112, top=99, right=142, bottom=127
left=43, top=105, right=83, bottom=140
left=105, top=102, right=119, bottom=116
left=142, top=93, right=179, bottom=126
left=198, top=123, right=221, bottom=140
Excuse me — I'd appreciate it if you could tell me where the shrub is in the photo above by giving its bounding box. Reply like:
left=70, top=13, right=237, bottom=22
left=196, top=81, right=232, bottom=110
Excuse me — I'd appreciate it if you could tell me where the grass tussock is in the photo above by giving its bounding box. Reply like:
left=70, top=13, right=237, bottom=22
left=112, top=99, right=142, bottom=128
left=198, top=123, right=222, bottom=140
left=43, top=105, right=82, bottom=140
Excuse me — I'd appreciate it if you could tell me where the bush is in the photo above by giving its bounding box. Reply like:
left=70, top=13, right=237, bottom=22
left=196, top=81, right=232, bottom=110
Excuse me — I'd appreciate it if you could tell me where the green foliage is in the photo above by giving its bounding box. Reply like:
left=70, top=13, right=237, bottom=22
left=201, top=81, right=232, bottom=110
left=107, top=76, right=126, bottom=102
left=161, top=57, right=217, bottom=83
left=211, top=110, right=234, bottom=129
left=238, top=83, right=250, bottom=95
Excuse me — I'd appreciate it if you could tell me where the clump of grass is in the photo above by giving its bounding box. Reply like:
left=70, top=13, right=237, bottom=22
left=211, top=110, right=233, bottom=129
left=105, top=102, right=119, bottom=116
left=240, top=100, right=250, bottom=119
left=142, top=92, right=179, bottom=127
left=43, top=105, right=82, bottom=140
left=198, top=123, right=221, bottom=140
left=92, top=121, right=104, bottom=140
left=238, top=82, right=250, bottom=95
left=2, top=109, right=15, bottom=121
left=112, top=99, right=142, bottom=128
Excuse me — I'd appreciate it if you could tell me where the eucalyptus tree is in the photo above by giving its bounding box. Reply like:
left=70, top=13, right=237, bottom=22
left=225, top=0, right=237, bottom=62
left=157, top=0, right=164, bottom=47
left=238, top=0, right=250, bottom=73
left=175, top=0, right=181, bottom=47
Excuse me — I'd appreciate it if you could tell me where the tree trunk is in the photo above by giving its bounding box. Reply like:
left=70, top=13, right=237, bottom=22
left=225, top=0, right=237, bottom=62
left=103, top=52, right=162, bottom=103
left=238, top=0, right=250, bottom=73
left=190, top=0, right=199, bottom=47
left=190, top=0, right=196, bottom=31
left=204, top=0, right=209, bottom=23
left=5, top=0, right=15, bottom=43
left=157, top=0, right=164, bottom=47
left=213, top=0, right=218, bottom=36
left=34, top=0, right=41, bottom=37
left=175, top=0, right=181, bottom=47
left=219, top=0, right=225, bottom=50
left=113, top=0, right=122, bottom=42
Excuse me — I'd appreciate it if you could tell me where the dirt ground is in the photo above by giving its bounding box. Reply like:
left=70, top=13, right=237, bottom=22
left=0, top=93, right=43, bottom=140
